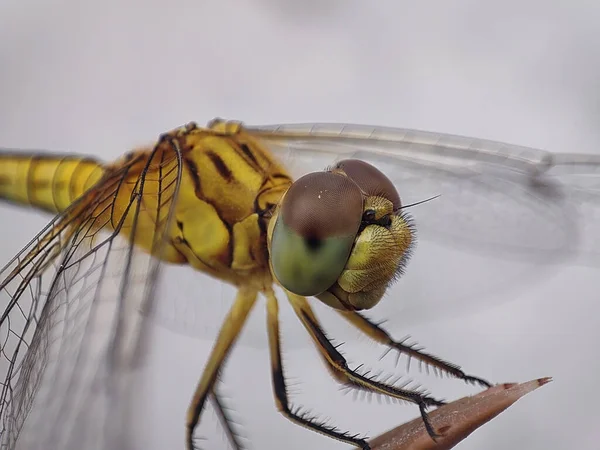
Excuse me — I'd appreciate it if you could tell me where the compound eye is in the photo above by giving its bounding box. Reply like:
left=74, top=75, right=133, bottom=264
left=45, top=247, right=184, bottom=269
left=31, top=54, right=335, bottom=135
left=270, top=171, right=363, bottom=296
left=334, top=159, right=401, bottom=210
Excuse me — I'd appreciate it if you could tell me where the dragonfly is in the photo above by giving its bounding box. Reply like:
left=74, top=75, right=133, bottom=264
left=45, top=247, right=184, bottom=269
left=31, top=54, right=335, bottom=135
left=0, top=118, right=598, bottom=450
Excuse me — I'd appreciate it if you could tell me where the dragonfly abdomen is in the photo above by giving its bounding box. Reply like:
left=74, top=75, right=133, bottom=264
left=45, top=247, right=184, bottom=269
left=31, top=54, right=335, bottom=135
left=0, top=153, right=104, bottom=214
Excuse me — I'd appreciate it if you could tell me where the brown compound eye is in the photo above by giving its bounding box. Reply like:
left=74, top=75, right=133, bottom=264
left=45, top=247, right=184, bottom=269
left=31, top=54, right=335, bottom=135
left=333, top=159, right=401, bottom=210
left=280, top=171, right=364, bottom=240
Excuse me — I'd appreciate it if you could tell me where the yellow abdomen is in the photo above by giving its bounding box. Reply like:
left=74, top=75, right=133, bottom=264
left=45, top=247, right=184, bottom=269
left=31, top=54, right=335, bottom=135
left=0, top=153, right=104, bottom=214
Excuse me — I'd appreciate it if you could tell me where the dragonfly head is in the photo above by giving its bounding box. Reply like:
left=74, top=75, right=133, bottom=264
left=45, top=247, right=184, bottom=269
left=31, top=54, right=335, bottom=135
left=267, top=159, right=415, bottom=311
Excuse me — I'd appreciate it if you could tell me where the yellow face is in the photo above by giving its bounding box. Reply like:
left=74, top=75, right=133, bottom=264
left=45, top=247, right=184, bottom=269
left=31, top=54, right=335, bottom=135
left=267, top=159, right=414, bottom=311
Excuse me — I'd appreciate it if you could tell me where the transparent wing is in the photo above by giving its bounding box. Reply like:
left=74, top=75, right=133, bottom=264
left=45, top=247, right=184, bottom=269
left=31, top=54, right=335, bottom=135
left=249, top=122, right=598, bottom=259
left=0, top=141, right=182, bottom=450
left=146, top=122, right=599, bottom=347
left=247, top=123, right=599, bottom=326
left=545, top=152, right=600, bottom=265
left=145, top=123, right=598, bottom=350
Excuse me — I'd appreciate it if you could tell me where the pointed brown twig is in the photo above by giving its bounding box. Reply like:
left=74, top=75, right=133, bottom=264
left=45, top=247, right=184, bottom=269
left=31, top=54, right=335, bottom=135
left=365, top=377, right=552, bottom=450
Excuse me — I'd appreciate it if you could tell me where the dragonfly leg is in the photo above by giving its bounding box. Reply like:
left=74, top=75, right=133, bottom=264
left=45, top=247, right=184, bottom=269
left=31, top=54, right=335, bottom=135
left=265, top=289, right=372, bottom=450
left=209, top=389, right=246, bottom=450
left=338, top=310, right=492, bottom=388
left=186, top=287, right=258, bottom=450
left=284, top=292, right=445, bottom=441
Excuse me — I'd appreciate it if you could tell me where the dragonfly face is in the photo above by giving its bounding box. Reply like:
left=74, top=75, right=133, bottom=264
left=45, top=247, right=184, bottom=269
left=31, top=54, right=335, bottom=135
left=0, top=118, right=597, bottom=450
left=268, top=159, right=414, bottom=311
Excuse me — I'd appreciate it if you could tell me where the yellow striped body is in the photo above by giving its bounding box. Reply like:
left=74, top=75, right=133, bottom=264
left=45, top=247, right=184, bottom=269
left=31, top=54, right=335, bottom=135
left=1, top=121, right=294, bottom=287
left=0, top=119, right=502, bottom=450
left=0, top=154, right=104, bottom=213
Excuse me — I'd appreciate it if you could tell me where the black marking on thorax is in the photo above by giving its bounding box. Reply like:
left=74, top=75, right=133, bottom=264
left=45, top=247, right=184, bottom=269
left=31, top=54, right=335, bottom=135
left=238, top=142, right=259, bottom=167
left=206, top=151, right=233, bottom=182
left=183, top=157, right=202, bottom=195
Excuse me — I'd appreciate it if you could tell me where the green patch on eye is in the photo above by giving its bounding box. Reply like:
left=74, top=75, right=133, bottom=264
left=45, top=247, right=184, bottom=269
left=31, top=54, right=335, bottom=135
left=270, top=217, right=355, bottom=296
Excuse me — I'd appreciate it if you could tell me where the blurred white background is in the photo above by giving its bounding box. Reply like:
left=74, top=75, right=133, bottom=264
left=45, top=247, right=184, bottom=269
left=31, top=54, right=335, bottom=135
left=0, top=1, right=598, bottom=449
